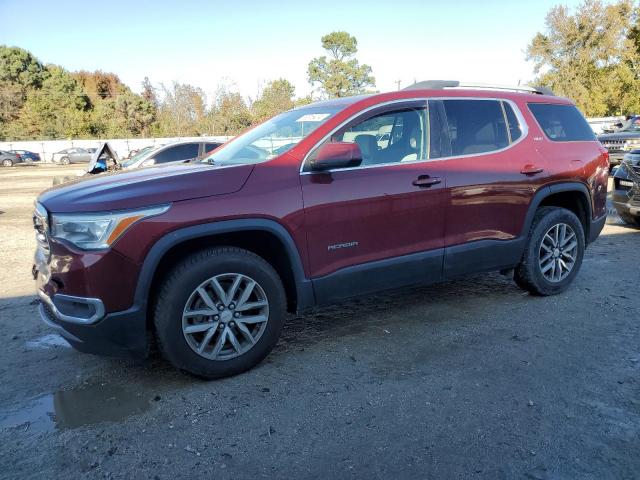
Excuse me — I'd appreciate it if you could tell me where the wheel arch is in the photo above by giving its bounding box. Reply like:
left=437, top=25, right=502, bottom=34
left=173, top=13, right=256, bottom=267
left=523, top=182, right=593, bottom=243
left=134, top=219, right=314, bottom=326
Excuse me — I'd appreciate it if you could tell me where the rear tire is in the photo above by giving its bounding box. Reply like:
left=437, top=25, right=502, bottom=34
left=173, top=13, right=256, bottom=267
left=2, top=159, right=13, bottom=167
left=514, top=207, right=585, bottom=296
left=153, top=247, right=286, bottom=379
left=620, top=212, right=640, bottom=227
left=60, top=157, right=70, bottom=165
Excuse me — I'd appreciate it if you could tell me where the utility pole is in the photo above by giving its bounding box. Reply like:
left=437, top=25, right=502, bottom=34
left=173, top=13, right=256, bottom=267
left=395, top=80, right=402, bottom=91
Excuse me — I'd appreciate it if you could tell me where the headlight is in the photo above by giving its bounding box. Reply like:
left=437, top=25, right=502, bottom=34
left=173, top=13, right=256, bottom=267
left=50, top=205, right=169, bottom=250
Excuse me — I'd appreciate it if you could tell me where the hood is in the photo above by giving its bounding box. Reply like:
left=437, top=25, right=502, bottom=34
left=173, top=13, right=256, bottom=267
left=598, top=132, right=640, bottom=141
left=39, top=163, right=254, bottom=213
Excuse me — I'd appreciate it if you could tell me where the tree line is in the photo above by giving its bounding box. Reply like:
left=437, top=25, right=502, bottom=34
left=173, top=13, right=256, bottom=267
left=0, top=31, right=375, bottom=141
left=529, top=0, right=640, bottom=117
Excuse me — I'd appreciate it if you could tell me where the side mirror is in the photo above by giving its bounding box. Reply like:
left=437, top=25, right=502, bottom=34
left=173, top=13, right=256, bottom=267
left=141, top=158, right=156, bottom=167
left=310, top=142, right=362, bottom=171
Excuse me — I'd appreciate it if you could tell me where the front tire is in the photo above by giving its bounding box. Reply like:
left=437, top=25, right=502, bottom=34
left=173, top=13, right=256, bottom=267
left=514, top=207, right=585, bottom=296
left=153, top=247, right=286, bottom=379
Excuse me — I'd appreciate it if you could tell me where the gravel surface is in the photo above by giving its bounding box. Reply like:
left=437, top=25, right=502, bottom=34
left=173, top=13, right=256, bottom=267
left=0, top=165, right=638, bottom=479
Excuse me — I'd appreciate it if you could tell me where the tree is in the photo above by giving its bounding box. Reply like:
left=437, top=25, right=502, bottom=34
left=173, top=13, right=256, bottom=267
left=141, top=77, right=158, bottom=107
left=527, top=0, right=637, bottom=116
left=308, top=31, right=375, bottom=98
left=72, top=70, right=123, bottom=101
left=5, top=65, right=91, bottom=139
left=153, top=82, right=209, bottom=136
left=0, top=46, right=49, bottom=136
left=251, top=79, right=295, bottom=122
left=211, top=88, right=252, bottom=135
left=0, top=46, right=48, bottom=89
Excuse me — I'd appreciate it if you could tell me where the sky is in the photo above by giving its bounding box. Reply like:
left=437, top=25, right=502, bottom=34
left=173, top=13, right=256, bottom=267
left=0, top=0, right=585, bottom=102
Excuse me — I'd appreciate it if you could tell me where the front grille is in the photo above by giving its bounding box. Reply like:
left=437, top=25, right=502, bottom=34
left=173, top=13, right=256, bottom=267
left=601, top=140, right=628, bottom=153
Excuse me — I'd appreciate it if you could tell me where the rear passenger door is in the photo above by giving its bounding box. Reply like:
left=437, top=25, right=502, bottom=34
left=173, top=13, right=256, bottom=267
left=433, top=98, right=548, bottom=276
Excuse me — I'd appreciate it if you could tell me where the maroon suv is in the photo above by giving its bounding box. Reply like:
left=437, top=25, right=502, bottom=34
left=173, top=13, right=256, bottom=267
left=34, top=81, right=609, bottom=378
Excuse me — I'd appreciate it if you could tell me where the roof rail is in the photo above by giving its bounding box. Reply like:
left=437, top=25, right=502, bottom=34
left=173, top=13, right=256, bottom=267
left=402, top=80, right=555, bottom=96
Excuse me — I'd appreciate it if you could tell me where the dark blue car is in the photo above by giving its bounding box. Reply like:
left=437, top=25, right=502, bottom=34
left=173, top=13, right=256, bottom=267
left=10, top=150, right=41, bottom=162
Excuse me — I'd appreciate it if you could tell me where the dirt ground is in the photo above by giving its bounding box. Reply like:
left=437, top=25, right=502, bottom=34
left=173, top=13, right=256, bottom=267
left=0, top=164, right=638, bottom=480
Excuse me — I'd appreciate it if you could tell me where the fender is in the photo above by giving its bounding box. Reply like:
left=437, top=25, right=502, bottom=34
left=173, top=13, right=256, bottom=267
left=132, top=218, right=315, bottom=315
left=520, top=182, right=593, bottom=239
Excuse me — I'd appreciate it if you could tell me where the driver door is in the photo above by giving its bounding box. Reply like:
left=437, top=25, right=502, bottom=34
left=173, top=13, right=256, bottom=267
left=300, top=100, right=447, bottom=303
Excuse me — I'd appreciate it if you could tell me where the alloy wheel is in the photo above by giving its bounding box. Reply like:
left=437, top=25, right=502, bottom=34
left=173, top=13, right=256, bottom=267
left=181, top=273, right=269, bottom=361
left=538, top=223, right=578, bottom=283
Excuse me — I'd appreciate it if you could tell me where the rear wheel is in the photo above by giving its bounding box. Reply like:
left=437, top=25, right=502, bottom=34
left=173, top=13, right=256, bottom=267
left=2, top=159, right=13, bottom=167
left=60, top=157, right=70, bottom=165
left=620, top=212, right=640, bottom=227
left=514, top=207, right=585, bottom=296
left=153, top=247, right=286, bottom=379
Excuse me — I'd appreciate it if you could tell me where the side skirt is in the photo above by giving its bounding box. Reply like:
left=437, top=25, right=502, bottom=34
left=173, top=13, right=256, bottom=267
left=311, top=249, right=444, bottom=305
left=443, top=238, right=525, bottom=279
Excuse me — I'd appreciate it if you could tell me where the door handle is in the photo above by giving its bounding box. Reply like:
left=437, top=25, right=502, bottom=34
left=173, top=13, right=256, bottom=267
left=520, top=165, right=544, bottom=175
left=413, top=175, right=442, bottom=187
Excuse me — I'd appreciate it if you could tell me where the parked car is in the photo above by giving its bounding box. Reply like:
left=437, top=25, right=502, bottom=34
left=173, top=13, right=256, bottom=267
left=51, top=147, right=95, bottom=164
left=120, top=141, right=223, bottom=169
left=9, top=150, right=40, bottom=162
left=34, top=81, right=608, bottom=379
left=122, top=146, right=151, bottom=160
left=611, top=150, right=640, bottom=226
left=597, top=116, right=640, bottom=168
left=0, top=150, right=21, bottom=167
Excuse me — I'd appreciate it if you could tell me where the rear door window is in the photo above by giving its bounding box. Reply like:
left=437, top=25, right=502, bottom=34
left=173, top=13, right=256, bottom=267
left=528, top=103, right=595, bottom=142
left=154, top=143, right=200, bottom=163
left=442, top=100, right=510, bottom=155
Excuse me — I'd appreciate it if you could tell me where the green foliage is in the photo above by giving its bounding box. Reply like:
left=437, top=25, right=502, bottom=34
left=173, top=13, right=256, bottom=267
left=212, top=89, right=253, bottom=135
left=308, top=31, right=375, bottom=98
left=527, top=0, right=640, bottom=116
left=4, top=65, right=91, bottom=140
left=0, top=45, right=48, bottom=89
left=0, top=37, right=332, bottom=141
left=252, top=79, right=295, bottom=123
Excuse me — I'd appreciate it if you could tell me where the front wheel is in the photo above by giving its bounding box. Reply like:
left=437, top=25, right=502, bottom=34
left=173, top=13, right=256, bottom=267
left=514, top=207, right=585, bottom=296
left=153, top=247, right=286, bottom=379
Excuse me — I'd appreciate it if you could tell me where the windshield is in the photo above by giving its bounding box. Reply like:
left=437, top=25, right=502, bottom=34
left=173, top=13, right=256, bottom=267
left=121, top=146, right=158, bottom=168
left=203, top=105, right=344, bottom=165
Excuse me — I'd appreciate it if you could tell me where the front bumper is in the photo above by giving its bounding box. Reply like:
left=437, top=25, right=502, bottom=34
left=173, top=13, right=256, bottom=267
left=33, top=237, right=148, bottom=358
left=37, top=288, right=148, bottom=357
left=612, top=189, right=640, bottom=217
left=608, top=152, right=625, bottom=166
left=589, top=213, right=607, bottom=244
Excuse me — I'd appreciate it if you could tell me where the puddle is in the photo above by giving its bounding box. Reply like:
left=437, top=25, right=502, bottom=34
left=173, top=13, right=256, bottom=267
left=0, top=383, right=151, bottom=433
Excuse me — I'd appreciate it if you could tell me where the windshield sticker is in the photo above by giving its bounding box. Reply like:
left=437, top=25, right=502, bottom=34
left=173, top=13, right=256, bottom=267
left=296, top=113, right=330, bottom=122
